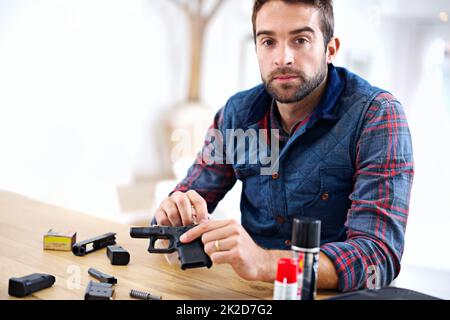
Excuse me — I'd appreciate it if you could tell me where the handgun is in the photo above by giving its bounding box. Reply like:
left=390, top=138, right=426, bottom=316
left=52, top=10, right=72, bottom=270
left=129, top=225, right=212, bottom=270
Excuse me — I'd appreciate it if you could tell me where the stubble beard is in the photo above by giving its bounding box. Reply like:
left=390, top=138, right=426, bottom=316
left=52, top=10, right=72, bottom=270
left=264, top=58, right=328, bottom=104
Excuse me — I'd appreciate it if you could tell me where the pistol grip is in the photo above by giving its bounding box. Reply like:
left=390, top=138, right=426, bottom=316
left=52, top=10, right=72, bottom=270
left=178, top=238, right=213, bottom=270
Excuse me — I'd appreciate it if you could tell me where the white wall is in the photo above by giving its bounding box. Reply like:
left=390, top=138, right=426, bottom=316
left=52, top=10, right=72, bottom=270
left=403, top=23, right=450, bottom=272
left=0, top=0, right=163, bottom=218
left=0, top=0, right=252, bottom=220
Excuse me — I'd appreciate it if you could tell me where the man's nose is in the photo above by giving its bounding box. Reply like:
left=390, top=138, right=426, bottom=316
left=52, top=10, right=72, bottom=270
left=274, top=45, right=294, bottom=66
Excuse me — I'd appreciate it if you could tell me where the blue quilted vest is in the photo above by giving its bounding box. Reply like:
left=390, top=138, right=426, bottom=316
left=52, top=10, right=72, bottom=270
left=222, top=64, right=384, bottom=249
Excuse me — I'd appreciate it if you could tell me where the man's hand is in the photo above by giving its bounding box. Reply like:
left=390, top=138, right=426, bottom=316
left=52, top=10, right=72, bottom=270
left=155, top=190, right=209, bottom=226
left=180, top=219, right=270, bottom=281
left=177, top=217, right=339, bottom=289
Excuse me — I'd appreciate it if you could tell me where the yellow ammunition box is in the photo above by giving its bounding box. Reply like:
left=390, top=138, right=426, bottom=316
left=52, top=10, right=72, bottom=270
left=43, top=229, right=77, bottom=251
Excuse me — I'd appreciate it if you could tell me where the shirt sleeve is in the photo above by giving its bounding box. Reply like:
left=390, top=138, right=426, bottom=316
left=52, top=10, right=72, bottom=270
left=171, top=106, right=237, bottom=214
left=320, top=92, right=415, bottom=292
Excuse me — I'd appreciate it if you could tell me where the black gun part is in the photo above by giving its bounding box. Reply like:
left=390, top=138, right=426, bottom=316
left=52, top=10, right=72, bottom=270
left=72, top=232, right=116, bottom=256
left=88, top=268, right=117, bottom=285
left=84, top=281, right=115, bottom=300
left=8, top=273, right=56, bottom=298
left=130, top=225, right=212, bottom=270
left=107, top=245, right=130, bottom=265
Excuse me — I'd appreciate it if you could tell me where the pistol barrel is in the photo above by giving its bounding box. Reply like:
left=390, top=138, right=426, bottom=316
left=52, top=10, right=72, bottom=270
left=130, top=227, right=154, bottom=239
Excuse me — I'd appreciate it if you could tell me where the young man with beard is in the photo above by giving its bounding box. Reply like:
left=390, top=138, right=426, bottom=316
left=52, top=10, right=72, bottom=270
left=153, top=0, right=414, bottom=292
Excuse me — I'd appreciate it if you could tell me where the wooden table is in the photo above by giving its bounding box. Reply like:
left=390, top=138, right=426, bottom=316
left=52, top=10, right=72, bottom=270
left=0, top=190, right=336, bottom=300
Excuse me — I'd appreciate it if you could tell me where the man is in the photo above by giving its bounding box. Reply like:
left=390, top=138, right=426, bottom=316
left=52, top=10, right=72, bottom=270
left=153, top=0, right=414, bottom=292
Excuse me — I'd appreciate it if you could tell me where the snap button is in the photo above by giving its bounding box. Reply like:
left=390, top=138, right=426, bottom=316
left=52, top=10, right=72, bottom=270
left=321, top=193, right=330, bottom=201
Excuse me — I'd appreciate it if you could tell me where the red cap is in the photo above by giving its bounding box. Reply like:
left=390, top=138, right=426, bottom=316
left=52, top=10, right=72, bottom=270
left=276, top=258, right=297, bottom=284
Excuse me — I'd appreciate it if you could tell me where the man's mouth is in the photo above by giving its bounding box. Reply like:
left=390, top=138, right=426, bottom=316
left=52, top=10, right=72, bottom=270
left=273, top=75, right=299, bottom=83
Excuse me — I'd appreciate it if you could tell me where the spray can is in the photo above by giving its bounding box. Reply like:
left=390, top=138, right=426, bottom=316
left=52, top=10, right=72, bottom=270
left=273, top=258, right=298, bottom=300
left=291, top=218, right=321, bottom=300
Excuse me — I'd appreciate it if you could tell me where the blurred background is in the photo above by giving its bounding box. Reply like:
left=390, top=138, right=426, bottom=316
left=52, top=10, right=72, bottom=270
left=0, top=0, right=449, bottom=298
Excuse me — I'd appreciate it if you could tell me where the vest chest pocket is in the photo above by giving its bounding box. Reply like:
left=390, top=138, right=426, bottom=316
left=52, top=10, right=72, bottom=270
left=301, top=167, right=354, bottom=241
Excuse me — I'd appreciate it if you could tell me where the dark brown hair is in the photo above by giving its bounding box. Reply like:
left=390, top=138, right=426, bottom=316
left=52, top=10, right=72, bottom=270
left=252, top=0, right=335, bottom=47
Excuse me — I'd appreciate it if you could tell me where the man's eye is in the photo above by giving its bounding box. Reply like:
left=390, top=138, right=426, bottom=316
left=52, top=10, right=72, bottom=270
left=296, top=38, right=308, bottom=45
left=262, top=39, right=274, bottom=47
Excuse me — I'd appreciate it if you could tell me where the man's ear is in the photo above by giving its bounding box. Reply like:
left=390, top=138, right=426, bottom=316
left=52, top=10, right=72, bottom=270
left=326, top=37, right=340, bottom=64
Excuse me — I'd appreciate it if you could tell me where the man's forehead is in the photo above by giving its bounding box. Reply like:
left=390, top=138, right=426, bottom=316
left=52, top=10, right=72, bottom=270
left=255, top=1, right=321, bottom=35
